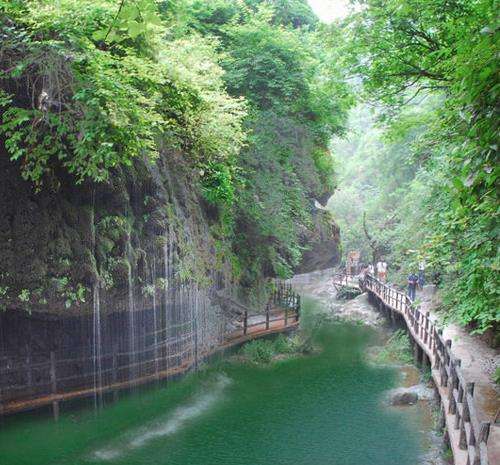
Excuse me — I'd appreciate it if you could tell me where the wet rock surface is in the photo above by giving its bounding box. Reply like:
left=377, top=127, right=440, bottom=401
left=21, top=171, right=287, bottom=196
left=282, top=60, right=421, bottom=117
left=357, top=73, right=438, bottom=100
left=389, top=389, right=418, bottom=405
left=291, top=268, right=382, bottom=327
left=334, top=293, right=382, bottom=327
left=294, top=209, right=341, bottom=274
left=386, top=385, right=435, bottom=405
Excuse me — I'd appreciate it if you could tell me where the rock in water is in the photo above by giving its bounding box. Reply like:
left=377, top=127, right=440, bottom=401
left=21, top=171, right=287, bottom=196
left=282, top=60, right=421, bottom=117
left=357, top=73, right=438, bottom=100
left=388, top=389, right=419, bottom=405
left=386, top=384, right=435, bottom=405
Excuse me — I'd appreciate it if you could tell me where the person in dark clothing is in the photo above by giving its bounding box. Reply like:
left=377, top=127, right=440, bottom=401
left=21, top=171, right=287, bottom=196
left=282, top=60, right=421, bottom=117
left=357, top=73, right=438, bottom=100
left=407, top=273, right=419, bottom=301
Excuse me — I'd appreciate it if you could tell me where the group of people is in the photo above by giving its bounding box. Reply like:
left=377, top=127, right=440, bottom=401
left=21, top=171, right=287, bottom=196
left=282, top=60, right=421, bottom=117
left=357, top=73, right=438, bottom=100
left=361, top=260, right=388, bottom=282
left=359, top=259, right=426, bottom=302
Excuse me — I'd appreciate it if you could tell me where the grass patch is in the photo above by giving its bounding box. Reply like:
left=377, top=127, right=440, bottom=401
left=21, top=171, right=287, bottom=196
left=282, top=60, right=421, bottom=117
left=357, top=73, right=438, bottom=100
left=240, top=334, right=303, bottom=364
left=375, top=329, right=413, bottom=365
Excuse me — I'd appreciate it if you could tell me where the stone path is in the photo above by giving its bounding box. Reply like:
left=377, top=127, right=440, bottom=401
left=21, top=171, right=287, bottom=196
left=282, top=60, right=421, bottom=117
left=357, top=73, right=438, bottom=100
left=418, top=286, right=500, bottom=463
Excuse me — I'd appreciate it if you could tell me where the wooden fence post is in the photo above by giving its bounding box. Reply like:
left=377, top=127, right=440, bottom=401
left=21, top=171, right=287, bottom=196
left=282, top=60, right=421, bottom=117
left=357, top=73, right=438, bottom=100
left=50, top=351, right=59, bottom=421
left=424, top=312, right=430, bottom=345
left=194, top=313, right=199, bottom=370
left=112, top=343, right=119, bottom=401
left=479, top=422, right=490, bottom=443
left=266, top=303, right=270, bottom=330
left=26, top=343, right=33, bottom=396
left=243, top=310, right=248, bottom=335
left=459, top=417, right=468, bottom=449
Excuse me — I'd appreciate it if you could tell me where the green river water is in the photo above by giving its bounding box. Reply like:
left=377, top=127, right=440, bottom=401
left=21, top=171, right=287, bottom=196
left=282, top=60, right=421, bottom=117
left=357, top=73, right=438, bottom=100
left=0, top=302, right=430, bottom=465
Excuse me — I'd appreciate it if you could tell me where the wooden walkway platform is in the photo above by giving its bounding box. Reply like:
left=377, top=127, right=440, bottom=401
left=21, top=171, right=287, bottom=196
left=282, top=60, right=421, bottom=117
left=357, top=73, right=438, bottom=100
left=1, top=282, right=300, bottom=418
left=2, top=312, right=298, bottom=417
left=361, top=275, right=493, bottom=465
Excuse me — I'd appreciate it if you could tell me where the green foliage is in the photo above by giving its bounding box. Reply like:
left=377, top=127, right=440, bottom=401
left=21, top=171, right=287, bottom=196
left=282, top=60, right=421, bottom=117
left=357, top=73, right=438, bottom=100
left=201, top=162, right=236, bottom=205
left=241, top=339, right=275, bottom=364
left=1, top=0, right=351, bottom=305
left=336, top=285, right=361, bottom=300
left=376, top=330, right=413, bottom=365
left=217, top=8, right=351, bottom=286
left=240, top=334, right=301, bottom=363
left=273, top=334, right=300, bottom=354
left=18, top=289, right=30, bottom=303
left=0, top=0, right=246, bottom=187
left=334, top=0, right=499, bottom=333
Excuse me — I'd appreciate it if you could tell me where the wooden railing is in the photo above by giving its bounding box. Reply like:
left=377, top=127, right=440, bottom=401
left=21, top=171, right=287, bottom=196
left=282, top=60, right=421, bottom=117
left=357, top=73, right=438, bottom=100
left=0, top=287, right=300, bottom=418
left=362, top=274, right=491, bottom=465
left=239, top=281, right=300, bottom=336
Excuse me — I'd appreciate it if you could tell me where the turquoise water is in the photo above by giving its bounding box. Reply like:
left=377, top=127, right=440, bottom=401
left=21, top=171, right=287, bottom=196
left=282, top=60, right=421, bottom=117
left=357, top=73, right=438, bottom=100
left=0, top=304, right=424, bottom=465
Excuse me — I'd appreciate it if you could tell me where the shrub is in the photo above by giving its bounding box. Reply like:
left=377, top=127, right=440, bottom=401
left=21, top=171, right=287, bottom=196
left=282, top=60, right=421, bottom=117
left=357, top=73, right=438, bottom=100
left=241, top=339, right=275, bottom=364
left=376, top=329, right=413, bottom=365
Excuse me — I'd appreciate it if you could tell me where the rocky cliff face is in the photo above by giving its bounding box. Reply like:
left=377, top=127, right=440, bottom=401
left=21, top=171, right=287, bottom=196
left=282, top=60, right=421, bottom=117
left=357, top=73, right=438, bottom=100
left=0, top=146, right=234, bottom=317
left=295, top=208, right=341, bottom=274
left=0, top=145, right=235, bottom=407
left=0, top=146, right=340, bottom=317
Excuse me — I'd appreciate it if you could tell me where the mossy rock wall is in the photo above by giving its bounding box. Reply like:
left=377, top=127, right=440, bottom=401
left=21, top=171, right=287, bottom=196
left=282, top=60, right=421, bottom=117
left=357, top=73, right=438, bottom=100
left=295, top=208, right=341, bottom=274
left=0, top=144, right=234, bottom=316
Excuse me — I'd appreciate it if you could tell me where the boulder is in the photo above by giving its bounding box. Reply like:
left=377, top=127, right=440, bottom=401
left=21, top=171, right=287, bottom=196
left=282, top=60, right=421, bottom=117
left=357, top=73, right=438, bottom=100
left=389, top=389, right=418, bottom=405
left=386, top=384, right=435, bottom=405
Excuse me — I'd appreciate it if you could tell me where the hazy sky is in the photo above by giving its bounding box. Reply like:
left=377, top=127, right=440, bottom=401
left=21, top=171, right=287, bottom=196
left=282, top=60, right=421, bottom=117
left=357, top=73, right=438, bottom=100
left=307, top=0, right=351, bottom=23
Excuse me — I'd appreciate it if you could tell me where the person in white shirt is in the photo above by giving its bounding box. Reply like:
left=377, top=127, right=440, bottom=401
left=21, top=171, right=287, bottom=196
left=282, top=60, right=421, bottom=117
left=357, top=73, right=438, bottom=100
left=377, top=260, right=388, bottom=282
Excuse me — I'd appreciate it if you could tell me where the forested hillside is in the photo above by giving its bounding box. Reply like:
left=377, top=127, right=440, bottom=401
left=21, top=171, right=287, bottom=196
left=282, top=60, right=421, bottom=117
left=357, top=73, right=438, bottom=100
left=329, top=0, right=499, bottom=336
left=0, top=0, right=497, bottom=335
left=0, top=0, right=350, bottom=312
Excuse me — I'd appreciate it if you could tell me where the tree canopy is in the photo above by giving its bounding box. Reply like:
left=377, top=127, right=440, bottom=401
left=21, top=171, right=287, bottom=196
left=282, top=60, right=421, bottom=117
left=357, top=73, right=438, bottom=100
left=331, top=0, right=499, bottom=334
left=0, top=0, right=351, bottom=299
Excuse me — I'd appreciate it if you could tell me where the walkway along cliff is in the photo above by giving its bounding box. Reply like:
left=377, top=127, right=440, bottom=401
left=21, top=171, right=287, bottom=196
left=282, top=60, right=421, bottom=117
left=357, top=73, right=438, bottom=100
left=0, top=282, right=300, bottom=418
left=359, top=274, right=495, bottom=465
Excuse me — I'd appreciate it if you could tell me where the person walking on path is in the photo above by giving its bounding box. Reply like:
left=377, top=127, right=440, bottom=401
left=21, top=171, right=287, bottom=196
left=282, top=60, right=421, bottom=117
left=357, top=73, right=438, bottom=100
left=377, top=260, right=387, bottom=282
left=408, top=272, right=419, bottom=301
left=418, top=261, right=425, bottom=289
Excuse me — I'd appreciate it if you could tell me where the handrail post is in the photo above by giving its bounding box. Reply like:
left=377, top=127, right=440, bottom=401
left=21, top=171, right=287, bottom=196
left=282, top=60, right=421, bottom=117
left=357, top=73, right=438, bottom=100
left=266, top=303, right=270, bottom=330
left=50, top=351, right=59, bottom=421
left=479, top=422, right=490, bottom=443
left=112, top=343, right=119, bottom=401
left=243, top=310, right=248, bottom=335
